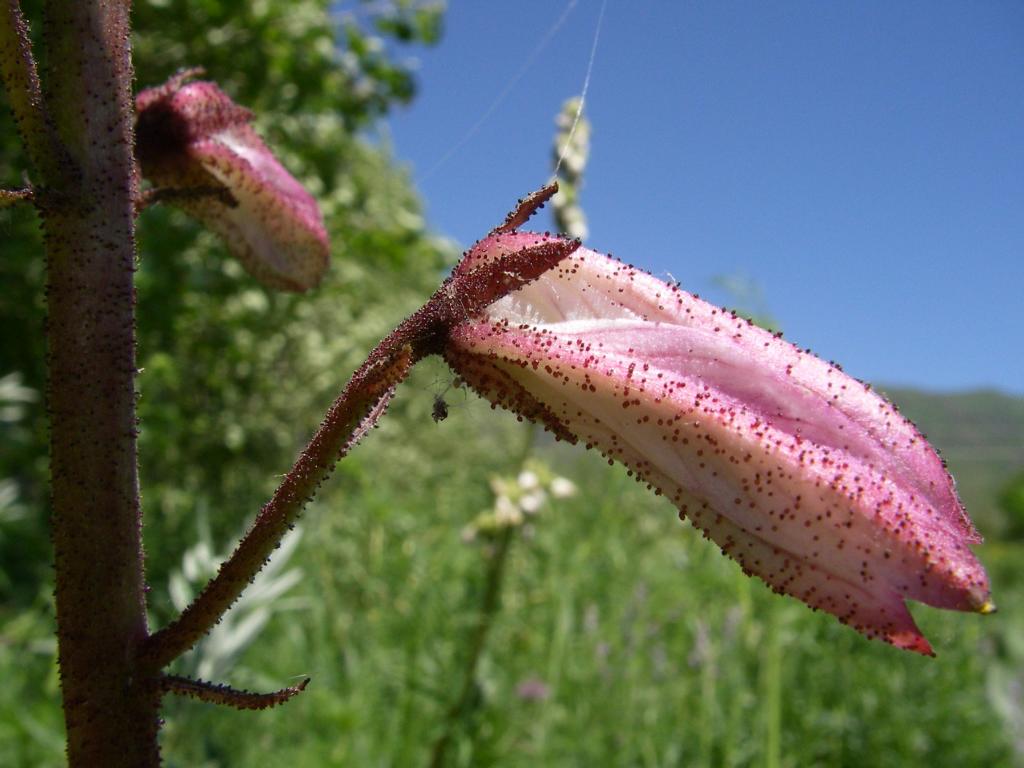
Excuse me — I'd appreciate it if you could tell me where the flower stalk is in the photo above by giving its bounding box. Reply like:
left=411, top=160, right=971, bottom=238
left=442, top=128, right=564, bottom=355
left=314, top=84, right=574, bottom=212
left=32, top=2, right=160, bottom=765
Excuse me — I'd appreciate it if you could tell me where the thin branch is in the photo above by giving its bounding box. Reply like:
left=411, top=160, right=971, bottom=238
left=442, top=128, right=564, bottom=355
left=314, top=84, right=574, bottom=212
left=161, top=675, right=309, bottom=711
left=0, top=186, right=32, bottom=207
left=0, top=1, right=65, bottom=182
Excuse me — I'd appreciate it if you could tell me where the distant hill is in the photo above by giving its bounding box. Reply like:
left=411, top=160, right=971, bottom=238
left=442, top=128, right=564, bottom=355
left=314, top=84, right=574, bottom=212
left=881, top=387, right=1024, bottom=538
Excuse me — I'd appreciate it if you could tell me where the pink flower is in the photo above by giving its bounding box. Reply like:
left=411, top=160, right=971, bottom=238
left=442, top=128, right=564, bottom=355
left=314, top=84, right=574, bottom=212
left=445, top=230, right=993, bottom=655
left=135, top=74, right=329, bottom=292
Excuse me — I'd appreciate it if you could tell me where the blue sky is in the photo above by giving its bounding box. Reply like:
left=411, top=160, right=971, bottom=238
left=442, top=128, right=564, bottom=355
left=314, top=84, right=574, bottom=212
left=384, top=1, right=1024, bottom=394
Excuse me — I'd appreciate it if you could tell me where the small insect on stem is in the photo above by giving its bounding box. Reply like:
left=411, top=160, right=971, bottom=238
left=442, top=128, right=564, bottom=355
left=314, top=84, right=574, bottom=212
left=432, top=395, right=449, bottom=424
left=431, top=377, right=467, bottom=424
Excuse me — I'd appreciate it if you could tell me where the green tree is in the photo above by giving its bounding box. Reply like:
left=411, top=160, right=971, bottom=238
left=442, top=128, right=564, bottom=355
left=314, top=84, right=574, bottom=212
left=0, top=0, right=450, bottom=606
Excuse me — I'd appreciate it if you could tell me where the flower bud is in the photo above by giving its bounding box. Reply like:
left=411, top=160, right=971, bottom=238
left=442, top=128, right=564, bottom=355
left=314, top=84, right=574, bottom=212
left=446, top=231, right=993, bottom=654
left=136, top=75, right=329, bottom=292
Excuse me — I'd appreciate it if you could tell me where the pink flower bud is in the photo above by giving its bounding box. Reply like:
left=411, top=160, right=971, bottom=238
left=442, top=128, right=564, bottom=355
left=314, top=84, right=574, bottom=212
left=446, top=231, right=993, bottom=654
left=136, top=75, right=329, bottom=292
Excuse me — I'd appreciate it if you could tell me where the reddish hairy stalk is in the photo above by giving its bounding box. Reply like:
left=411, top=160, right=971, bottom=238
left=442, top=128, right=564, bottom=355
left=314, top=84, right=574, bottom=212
left=143, top=346, right=416, bottom=669
left=144, top=183, right=578, bottom=670
left=161, top=675, right=311, bottom=711
left=34, top=2, right=161, bottom=765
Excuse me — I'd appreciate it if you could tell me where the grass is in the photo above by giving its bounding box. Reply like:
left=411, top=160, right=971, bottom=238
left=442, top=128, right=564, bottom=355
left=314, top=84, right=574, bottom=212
left=1, top=383, right=1020, bottom=767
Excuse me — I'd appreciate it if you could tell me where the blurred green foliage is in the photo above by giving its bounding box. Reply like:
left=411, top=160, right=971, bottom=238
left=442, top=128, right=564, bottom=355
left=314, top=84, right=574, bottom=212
left=1, top=2, right=1022, bottom=766
left=999, top=472, right=1024, bottom=542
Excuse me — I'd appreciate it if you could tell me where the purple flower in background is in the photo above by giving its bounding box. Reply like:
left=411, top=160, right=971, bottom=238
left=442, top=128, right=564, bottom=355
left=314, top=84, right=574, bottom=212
left=135, top=73, right=329, bottom=292
left=445, top=230, right=993, bottom=655
left=516, top=676, right=551, bottom=702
